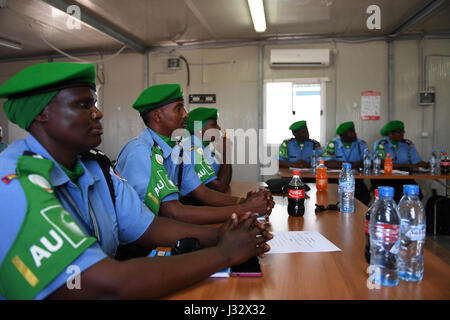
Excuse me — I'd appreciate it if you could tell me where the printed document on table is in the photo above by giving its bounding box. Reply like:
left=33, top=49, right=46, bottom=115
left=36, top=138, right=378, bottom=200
left=266, top=231, right=341, bottom=254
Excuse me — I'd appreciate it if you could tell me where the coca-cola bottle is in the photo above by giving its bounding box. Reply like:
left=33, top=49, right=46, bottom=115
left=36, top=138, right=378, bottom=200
left=440, top=151, right=449, bottom=175
left=287, top=170, right=305, bottom=217
left=365, top=189, right=379, bottom=264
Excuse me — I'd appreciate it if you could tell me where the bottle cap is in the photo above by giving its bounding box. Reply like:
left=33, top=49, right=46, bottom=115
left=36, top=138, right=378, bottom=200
left=319, top=160, right=324, bottom=165
left=386, top=153, right=391, bottom=157
left=292, top=170, right=300, bottom=176
left=378, top=186, right=394, bottom=197
left=343, top=162, right=351, bottom=169
left=374, top=189, right=379, bottom=198
left=403, top=184, right=419, bottom=195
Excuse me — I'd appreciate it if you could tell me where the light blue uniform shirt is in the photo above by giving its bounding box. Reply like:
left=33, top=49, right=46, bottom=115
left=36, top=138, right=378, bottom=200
left=115, top=128, right=202, bottom=202
left=322, top=137, right=368, bottom=162
left=0, top=135, right=155, bottom=300
left=183, top=134, right=218, bottom=184
left=372, top=137, right=422, bottom=164
left=278, top=138, right=322, bottom=164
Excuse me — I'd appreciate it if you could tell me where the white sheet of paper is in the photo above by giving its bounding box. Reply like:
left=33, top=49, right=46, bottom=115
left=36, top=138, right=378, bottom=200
left=266, top=231, right=341, bottom=254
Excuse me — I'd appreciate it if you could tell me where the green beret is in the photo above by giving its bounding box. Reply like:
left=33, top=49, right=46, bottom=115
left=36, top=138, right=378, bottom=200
left=380, top=120, right=404, bottom=136
left=186, top=107, right=218, bottom=133
left=0, top=62, right=96, bottom=131
left=133, top=84, right=183, bottom=113
left=289, top=120, right=307, bottom=132
left=187, top=107, right=218, bottom=122
left=335, top=121, right=355, bottom=135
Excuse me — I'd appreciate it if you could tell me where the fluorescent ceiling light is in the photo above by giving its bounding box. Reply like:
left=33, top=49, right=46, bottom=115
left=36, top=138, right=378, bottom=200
left=0, top=37, right=22, bottom=50
left=247, top=0, right=266, bottom=33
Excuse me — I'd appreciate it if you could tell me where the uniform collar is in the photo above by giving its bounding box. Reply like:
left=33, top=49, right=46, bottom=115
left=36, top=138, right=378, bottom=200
left=335, top=137, right=358, bottom=149
left=25, top=134, right=98, bottom=187
left=143, top=128, right=173, bottom=159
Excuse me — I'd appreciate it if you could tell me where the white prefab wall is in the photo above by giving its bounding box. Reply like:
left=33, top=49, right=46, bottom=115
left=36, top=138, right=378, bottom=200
left=1, top=39, right=449, bottom=191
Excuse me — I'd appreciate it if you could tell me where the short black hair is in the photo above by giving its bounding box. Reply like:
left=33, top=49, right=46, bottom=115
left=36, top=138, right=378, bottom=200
left=140, top=109, right=152, bottom=127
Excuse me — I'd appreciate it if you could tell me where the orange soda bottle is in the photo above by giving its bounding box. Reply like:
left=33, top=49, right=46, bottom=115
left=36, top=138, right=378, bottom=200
left=316, top=160, right=328, bottom=191
left=384, top=153, right=393, bottom=175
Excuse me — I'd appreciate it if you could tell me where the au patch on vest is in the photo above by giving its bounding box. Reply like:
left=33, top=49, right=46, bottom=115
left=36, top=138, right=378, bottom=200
left=40, top=205, right=92, bottom=249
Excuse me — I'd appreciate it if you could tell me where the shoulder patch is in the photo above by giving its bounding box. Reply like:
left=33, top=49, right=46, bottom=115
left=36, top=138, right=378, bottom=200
left=1, top=174, right=18, bottom=185
left=403, top=139, right=413, bottom=146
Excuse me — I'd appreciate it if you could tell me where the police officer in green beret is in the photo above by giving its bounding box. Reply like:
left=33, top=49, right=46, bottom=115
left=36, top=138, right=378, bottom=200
left=115, top=84, right=274, bottom=225
left=371, top=120, right=427, bottom=202
left=322, top=121, right=371, bottom=205
left=186, top=107, right=232, bottom=193
left=0, top=63, right=272, bottom=299
left=372, top=120, right=428, bottom=169
left=278, top=120, right=322, bottom=169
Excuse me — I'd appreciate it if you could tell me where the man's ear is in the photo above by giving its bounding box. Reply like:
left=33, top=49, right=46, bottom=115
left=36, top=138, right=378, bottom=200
left=34, top=105, right=50, bottom=123
left=151, top=109, right=161, bottom=123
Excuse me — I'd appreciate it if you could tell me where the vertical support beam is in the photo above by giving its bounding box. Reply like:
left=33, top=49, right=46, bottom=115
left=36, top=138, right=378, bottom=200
left=258, top=45, right=264, bottom=181
left=144, top=50, right=149, bottom=89
left=387, top=40, right=394, bottom=121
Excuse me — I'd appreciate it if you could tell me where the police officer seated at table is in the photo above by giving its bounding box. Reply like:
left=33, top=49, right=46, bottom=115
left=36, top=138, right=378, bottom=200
left=115, top=84, right=274, bottom=225
left=0, top=62, right=272, bottom=300
left=278, top=120, right=322, bottom=169
left=185, top=107, right=232, bottom=193
left=371, top=120, right=428, bottom=203
left=322, top=121, right=371, bottom=205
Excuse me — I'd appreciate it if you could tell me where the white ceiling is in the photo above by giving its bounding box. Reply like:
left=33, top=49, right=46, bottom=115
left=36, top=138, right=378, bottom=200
left=0, top=0, right=449, bottom=60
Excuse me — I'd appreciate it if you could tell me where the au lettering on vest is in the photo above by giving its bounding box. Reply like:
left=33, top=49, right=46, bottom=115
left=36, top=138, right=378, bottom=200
left=144, top=147, right=179, bottom=214
left=0, top=154, right=96, bottom=300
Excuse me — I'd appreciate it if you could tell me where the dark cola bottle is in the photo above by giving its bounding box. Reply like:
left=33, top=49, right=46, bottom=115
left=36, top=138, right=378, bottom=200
left=287, top=170, right=305, bottom=217
left=365, top=189, right=379, bottom=264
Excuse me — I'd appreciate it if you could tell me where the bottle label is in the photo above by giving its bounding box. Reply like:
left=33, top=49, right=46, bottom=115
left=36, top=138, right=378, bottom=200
left=288, top=188, right=305, bottom=199
left=365, top=219, right=370, bottom=235
left=374, top=223, right=399, bottom=243
left=403, top=224, right=426, bottom=241
left=441, top=161, right=450, bottom=166
left=317, top=179, right=327, bottom=186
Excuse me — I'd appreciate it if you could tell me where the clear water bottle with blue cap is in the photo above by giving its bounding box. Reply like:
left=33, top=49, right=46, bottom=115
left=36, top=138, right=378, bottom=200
left=398, top=185, right=426, bottom=282
left=373, top=153, right=381, bottom=175
left=429, top=150, right=437, bottom=175
left=369, top=186, right=400, bottom=287
left=363, top=149, right=372, bottom=175
left=338, top=162, right=355, bottom=213
left=311, top=150, right=318, bottom=174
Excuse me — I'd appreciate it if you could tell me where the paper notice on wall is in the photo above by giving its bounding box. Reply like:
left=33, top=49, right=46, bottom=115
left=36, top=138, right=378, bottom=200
left=361, top=91, right=381, bottom=120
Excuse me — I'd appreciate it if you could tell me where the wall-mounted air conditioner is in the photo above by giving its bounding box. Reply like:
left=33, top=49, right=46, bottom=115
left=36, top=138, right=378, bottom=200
left=270, top=49, right=330, bottom=67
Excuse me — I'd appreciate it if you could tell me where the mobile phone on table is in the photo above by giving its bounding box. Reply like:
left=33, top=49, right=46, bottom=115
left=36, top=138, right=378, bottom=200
left=230, top=256, right=262, bottom=277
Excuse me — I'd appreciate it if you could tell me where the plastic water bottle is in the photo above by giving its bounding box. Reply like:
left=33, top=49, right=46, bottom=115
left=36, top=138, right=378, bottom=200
left=287, top=170, right=306, bottom=217
left=316, top=160, right=328, bottom=192
left=429, top=150, right=437, bottom=175
left=384, top=153, right=393, bottom=175
left=311, top=150, right=318, bottom=174
left=338, top=163, right=355, bottom=213
left=369, top=186, right=400, bottom=287
left=373, top=153, right=381, bottom=175
left=365, top=189, right=380, bottom=264
left=398, top=185, right=426, bottom=282
left=363, top=150, right=371, bottom=175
